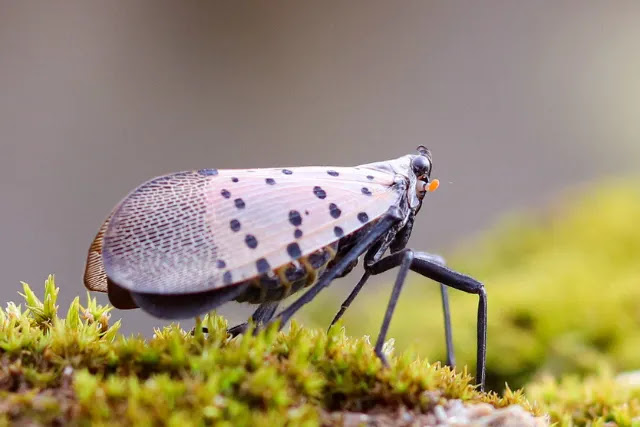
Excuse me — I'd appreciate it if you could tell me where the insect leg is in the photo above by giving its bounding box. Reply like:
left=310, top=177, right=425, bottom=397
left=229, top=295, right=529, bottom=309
left=369, top=249, right=487, bottom=391
left=267, top=208, right=403, bottom=331
left=439, top=282, right=455, bottom=367
left=329, top=230, right=396, bottom=328
left=409, top=252, right=455, bottom=368
left=328, top=271, right=371, bottom=328
left=373, top=249, right=414, bottom=367
left=328, top=252, right=455, bottom=368
left=228, top=302, right=279, bottom=337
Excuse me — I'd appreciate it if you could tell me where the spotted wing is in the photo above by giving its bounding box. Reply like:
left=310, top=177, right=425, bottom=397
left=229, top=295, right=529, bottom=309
left=98, top=166, right=402, bottom=295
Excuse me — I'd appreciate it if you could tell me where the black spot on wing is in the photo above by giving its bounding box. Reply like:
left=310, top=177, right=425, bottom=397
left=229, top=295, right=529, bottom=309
left=231, top=177, right=239, bottom=182
left=361, top=187, right=372, bottom=196
left=334, top=226, right=344, bottom=238
left=265, top=178, right=276, bottom=185
left=287, top=242, right=302, bottom=259
left=221, top=189, right=231, bottom=199
left=357, top=212, right=369, bottom=223
left=230, top=219, right=241, bottom=232
left=234, top=198, right=245, bottom=209
left=366, top=175, right=374, bottom=180
left=327, top=170, right=339, bottom=177
left=216, top=260, right=226, bottom=269
left=294, top=229, right=303, bottom=239
left=256, top=258, right=270, bottom=273
left=313, top=186, right=326, bottom=199
left=245, top=234, right=258, bottom=249
left=289, top=210, right=302, bottom=226
left=223, top=271, right=233, bottom=285
left=282, top=169, right=293, bottom=175
left=329, top=203, right=341, bottom=219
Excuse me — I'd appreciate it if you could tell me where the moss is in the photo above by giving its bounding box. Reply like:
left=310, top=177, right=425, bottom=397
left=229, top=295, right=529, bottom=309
left=0, top=277, right=533, bottom=425
left=527, top=370, right=640, bottom=426
left=305, top=181, right=640, bottom=392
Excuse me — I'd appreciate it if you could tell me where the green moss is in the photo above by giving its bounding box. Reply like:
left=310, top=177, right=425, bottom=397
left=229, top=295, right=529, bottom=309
left=304, top=181, right=640, bottom=392
left=527, top=370, right=640, bottom=426
left=0, top=277, right=531, bottom=425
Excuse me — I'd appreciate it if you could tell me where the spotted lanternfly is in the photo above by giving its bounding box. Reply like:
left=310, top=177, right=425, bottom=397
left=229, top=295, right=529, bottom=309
left=84, top=146, right=487, bottom=390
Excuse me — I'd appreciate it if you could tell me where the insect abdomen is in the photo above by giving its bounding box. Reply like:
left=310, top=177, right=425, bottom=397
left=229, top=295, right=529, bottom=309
left=233, top=221, right=376, bottom=304
left=235, top=243, right=337, bottom=304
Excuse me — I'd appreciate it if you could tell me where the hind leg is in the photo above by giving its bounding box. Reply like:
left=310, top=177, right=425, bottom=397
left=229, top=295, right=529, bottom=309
left=227, top=302, right=280, bottom=336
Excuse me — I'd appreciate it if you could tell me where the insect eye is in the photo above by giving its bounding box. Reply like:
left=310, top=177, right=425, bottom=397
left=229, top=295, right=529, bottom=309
left=411, top=155, right=431, bottom=177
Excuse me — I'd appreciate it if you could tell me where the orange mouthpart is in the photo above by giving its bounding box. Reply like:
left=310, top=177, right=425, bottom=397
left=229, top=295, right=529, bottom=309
left=427, top=179, right=440, bottom=192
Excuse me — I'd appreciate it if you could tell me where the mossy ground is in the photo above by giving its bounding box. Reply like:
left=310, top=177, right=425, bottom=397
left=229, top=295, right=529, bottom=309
left=527, top=371, right=640, bottom=426
left=0, top=277, right=534, bottom=426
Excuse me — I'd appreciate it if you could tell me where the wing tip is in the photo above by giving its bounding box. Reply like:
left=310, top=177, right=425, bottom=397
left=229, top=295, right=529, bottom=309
left=84, top=250, right=108, bottom=292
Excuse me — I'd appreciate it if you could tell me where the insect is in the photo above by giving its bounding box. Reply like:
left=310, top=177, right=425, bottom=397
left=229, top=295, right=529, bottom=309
left=84, top=146, right=487, bottom=390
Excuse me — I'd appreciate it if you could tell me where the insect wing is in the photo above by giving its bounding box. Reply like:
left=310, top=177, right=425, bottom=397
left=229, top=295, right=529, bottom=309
left=99, top=166, right=401, bottom=295
left=84, top=214, right=111, bottom=292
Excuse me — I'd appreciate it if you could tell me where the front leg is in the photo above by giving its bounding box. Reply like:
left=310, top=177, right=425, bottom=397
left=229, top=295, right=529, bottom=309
left=368, top=249, right=487, bottom=391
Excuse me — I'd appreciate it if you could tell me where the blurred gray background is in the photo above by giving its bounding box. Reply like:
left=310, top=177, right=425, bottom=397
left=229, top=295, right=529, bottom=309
left=1, top=1, right=638, bottom=334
